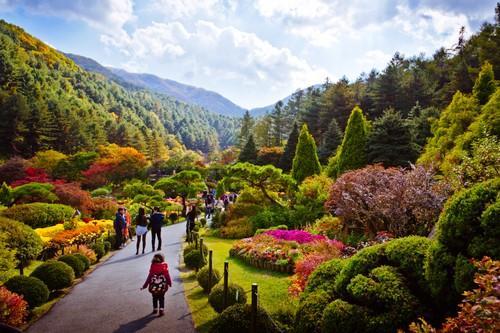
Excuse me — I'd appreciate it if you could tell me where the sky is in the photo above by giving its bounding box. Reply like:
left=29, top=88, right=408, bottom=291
left=0, top=1, right=497, bottom=109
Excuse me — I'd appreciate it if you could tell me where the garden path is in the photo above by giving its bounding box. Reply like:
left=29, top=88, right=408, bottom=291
left=27, top=222, right=195, bottom=333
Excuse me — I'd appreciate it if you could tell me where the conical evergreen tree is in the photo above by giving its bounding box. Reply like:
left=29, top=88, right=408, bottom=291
left=239, top=135, right=257, bottom=163
left=367, top=109, right=419, bottom=166
left=473, top=61, right=495, bottom=105
left=328, top=106, right=369, bottom=177
left=238, top=111, right=254, bottom=148
left=318, top=118, right=343, bottom=163
left=291, top=124, right=321, bottom=183
left=279, top=123, right=299, bottom=172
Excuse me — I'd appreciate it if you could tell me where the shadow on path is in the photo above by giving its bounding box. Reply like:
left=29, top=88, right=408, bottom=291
left=113, top=314, right=157, bottom=333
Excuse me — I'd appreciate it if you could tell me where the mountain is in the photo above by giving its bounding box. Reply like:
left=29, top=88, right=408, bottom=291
left=0, top=19, right=238, bottom=157
left=65, top=53, right=247, bottom=118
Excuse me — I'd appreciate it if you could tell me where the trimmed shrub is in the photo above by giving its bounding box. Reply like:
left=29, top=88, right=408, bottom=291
left=321, top=299, right=367, bottom=333
left=0, top=217, right=43, bottom=270
left=304, top=259, right=344, bottom=296
left=200, top=218, right=207, bottom=227
left=249, top=207, right=292, bottom=231
left=72, top=253, right=90, bottom=271
left=58, top=254, right=86, bottom=277
left=183, top=243, right=208, bottom=258
left=196, top=266, right=221, bottom=292
left=184, top=250, right=206, bottom=270
left=220, top=218, right=254, bottom=239
left=30, top=261, right=74, bottom=291
left=210, top=304, right=280, bottom=333
left=270, top=302, right=296, bottom=333
left=295, top=290, right=332, bottom=333
left=4, top=276, right=49, bottom=308
left=103, top=241, right=112, bottom=253
left=91, top=242, right=106, bottom=260
left=1, top=203, right=74, bottom=228
left=208, top=283, right=247, bottom=313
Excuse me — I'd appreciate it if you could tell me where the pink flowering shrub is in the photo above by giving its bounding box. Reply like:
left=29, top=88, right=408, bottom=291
left=264, top=229, right=327, bottom=244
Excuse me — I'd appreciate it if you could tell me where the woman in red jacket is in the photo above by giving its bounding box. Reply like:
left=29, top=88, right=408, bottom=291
left=141, top=253, right=172, bottom=316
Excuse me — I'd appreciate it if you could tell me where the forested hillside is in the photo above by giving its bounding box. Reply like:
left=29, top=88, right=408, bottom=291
left=246, top=11, right=500, bottom=163
left=0, top=20, right=238, bottom=158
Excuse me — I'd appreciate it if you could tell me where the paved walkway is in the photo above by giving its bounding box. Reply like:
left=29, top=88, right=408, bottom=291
left=28, top=222, right=195, bottom=333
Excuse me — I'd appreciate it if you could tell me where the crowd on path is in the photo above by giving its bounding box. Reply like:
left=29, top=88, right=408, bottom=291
left=109, top=188, right=239, bottom=319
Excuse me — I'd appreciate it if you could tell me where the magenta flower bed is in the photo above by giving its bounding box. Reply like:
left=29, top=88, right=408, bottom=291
left=264, top=229, right=327, bottom=244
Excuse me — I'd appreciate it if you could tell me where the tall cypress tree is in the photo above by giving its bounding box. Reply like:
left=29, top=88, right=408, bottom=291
left=239, top=135, right=257, bottom=163
left=271, top=100, right=285, bottom=146
left=367, top=109, right=419, bottom=166
left=238, top=111, right=254, bottom=148
left=279, top=123, right=299, bottom=172
left=473, top=61, right=495, bottom=105
left=291, top=124, right=321, bottom=183
left=318, top=118, right=343, bottom=163
left=328, top=106, right=369, bottom=177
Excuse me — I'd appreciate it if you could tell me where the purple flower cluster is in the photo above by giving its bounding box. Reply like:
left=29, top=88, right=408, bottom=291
left=264, top=229, right=326, bottom=244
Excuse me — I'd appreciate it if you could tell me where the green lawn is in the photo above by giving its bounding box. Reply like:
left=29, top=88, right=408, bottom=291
left=181, top=235, right=294, bottom=332
left=2, top=260, right=44, bottom=282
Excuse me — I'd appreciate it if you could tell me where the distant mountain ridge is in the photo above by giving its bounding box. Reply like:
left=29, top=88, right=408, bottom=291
left=66, top=53, right=247, bottom=117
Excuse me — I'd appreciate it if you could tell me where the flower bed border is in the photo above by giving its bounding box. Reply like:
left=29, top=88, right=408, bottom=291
left=229, top=248, right=294, bottom=274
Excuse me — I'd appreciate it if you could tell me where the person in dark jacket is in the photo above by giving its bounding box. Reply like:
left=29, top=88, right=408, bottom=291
left=150, top=207, right=164, bottom=251
left=186, top=204, right=197, bottom=240
left=141, top=253, right=172, bottom=317
left=114, top=208, right=126, bottom=249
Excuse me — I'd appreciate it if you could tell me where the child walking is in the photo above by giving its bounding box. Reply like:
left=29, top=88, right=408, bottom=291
left=141, top=254, right=172, bottom=316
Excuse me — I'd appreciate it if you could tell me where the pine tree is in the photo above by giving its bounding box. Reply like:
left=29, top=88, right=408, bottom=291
left=291, top=124, right=321, bottom=183
left=238, top=111, right=254, bottom=148
left=279, top=123, right=299, bottom=172
left=239, top=135, right=257, bottom=163
left=473, top=61, right=496, bottom=105
left=271, top=100, right=285, bottom=146
left=328, top=106, right=369, bottom=177
left=366, top=109, right=419, bottom=166
left=318, top=118, right=343, bottom=163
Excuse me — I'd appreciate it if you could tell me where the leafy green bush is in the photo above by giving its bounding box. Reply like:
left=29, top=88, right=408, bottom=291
left=200, top=218, right=207, bottom=227
left=208, top=283, right=246, bottom=313
left=30, top=261, right=74, bottom=291
left=183, top=243, right=208, bottom=258
left=72, top=253, right=90, bottom=270
left=321, top=299, right=367, bottom=333
left=270, top=302, right=296, bottom=333
left=249, top=207, right=291, bottom=230
left=91, top=242, right=105, bottom=260
left=184, top=250, right=206, bottom=270
left=58, top=254, right=86, bottom=277
left=4, top=276, right=49, bottom=308
left=220, top=218, right=254, bottom=239
left=304, top=259, right=344, bottom=296
left=1, top=203, right=74, bottom=228
left=0, top=217, right=43, bottom=270
left=103, top=241, right=111, bottom=253
left=90, top=187, right=111, bottom=198
left=295, top=290, right=331, bottom=333
left=196, top=266, right=221, bottom=292
left=209, top=304, right=280, bottom=333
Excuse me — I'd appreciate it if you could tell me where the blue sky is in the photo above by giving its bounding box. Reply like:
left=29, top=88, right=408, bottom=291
left=0, top=0, right=497, bottom=109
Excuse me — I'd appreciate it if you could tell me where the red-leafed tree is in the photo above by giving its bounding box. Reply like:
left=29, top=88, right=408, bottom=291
left=325, top=164, right=449, bottom=237
left=54, top=182, right=94, bottom=214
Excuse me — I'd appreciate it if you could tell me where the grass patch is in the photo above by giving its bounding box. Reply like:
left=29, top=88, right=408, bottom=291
left=182, top=235, right=294, bottom=332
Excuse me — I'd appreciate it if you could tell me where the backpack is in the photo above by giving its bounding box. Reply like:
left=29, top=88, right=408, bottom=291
left=148, top=273, right=168, bottom=295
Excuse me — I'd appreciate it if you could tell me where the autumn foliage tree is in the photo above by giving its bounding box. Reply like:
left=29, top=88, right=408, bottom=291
left=291, top=124, right=321, bottom=183
left=325, top=165, right=449, bottom=237
left=256, top=146, right=284, bottom=167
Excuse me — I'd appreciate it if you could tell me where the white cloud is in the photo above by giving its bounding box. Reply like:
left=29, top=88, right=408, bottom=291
left=357, top=50, right=393, bottom=71
left=102, top=19, right=327, bottom=91
left=147, top=0, right=236, bottom=20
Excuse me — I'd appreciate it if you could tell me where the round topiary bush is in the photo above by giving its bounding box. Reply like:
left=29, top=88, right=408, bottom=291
left=0, top=217, right=43, bottom=270
left=183, top=243, right=208, bottom=258
left=91, top=242, right=105, bottom=260
left=58, top=254, right=85, bottom=277
left=184, top=250, right=206, bottom=270
left=30, top=261, right=74, bottom=291
left=72, top=253, right=90, bottom=271
left=103, top=241, right=112, bottom=253
left=208, top=283, right=247, bottom=313
left=200, top=218, right=207, bottom=227
left=196, top=266, right=221, bottom=292
left=295, top=290, right=332, bottom=333
left=209, top=304, right=280, bottom=333
left=304, top=258, right=344, bottom=296
left=4, top=276, right=49, bottom=308
left=321, top=299, right=367, bottom=333
left=1, top=203, right=74, bottom=228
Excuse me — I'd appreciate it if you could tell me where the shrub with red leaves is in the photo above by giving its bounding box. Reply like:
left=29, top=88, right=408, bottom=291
left=0, top=286, right=28, bottom=327
left=54, top=182, right=94, bottom=214
left=325, top=165, right=449, bottom=237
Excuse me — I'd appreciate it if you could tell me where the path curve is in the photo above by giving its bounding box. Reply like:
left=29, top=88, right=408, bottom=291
left=28, top=222, right=195, bottom=333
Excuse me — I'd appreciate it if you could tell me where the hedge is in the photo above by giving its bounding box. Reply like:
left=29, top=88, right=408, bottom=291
left=30, top=261, right=74, bottom=291
left=4, top=276, right=49, bottom=308
left=1, top=203, right=74, bottom=228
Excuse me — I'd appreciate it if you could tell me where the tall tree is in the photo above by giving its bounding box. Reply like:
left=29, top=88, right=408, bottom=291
left=279, top=123, right=299, bottom=172
left=270, top=100, right=285, bottom=146
left=367, top=109, right=419, bottom=166
left=238, top=135, right=257, bottom=164
left=473, top=61, right=496, bottom=105
left=253, top=115, right=272, bottom=147
left=318, top=118, right=343, bottom=163
left=292, top=124, right=321, bottom=183
left=238, top=110, right=254, bottom=148
left=328, top=106, right=369, bottom=178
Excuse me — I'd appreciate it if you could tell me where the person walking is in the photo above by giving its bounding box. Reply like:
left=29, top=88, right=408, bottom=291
left=114, top=208, right=126, bottom=249
left=135, top=207, right=149, bottom=255
left=141, top=253, right=172, bottom=317
left=186, top=204, right=197, bottom=241
left=125, top=208, right=134, bottom=241
left=150, top=207, right=165, bottom=252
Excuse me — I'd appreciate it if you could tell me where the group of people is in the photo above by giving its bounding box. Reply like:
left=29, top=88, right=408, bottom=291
left=113, top=206, right=165, bottom=255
